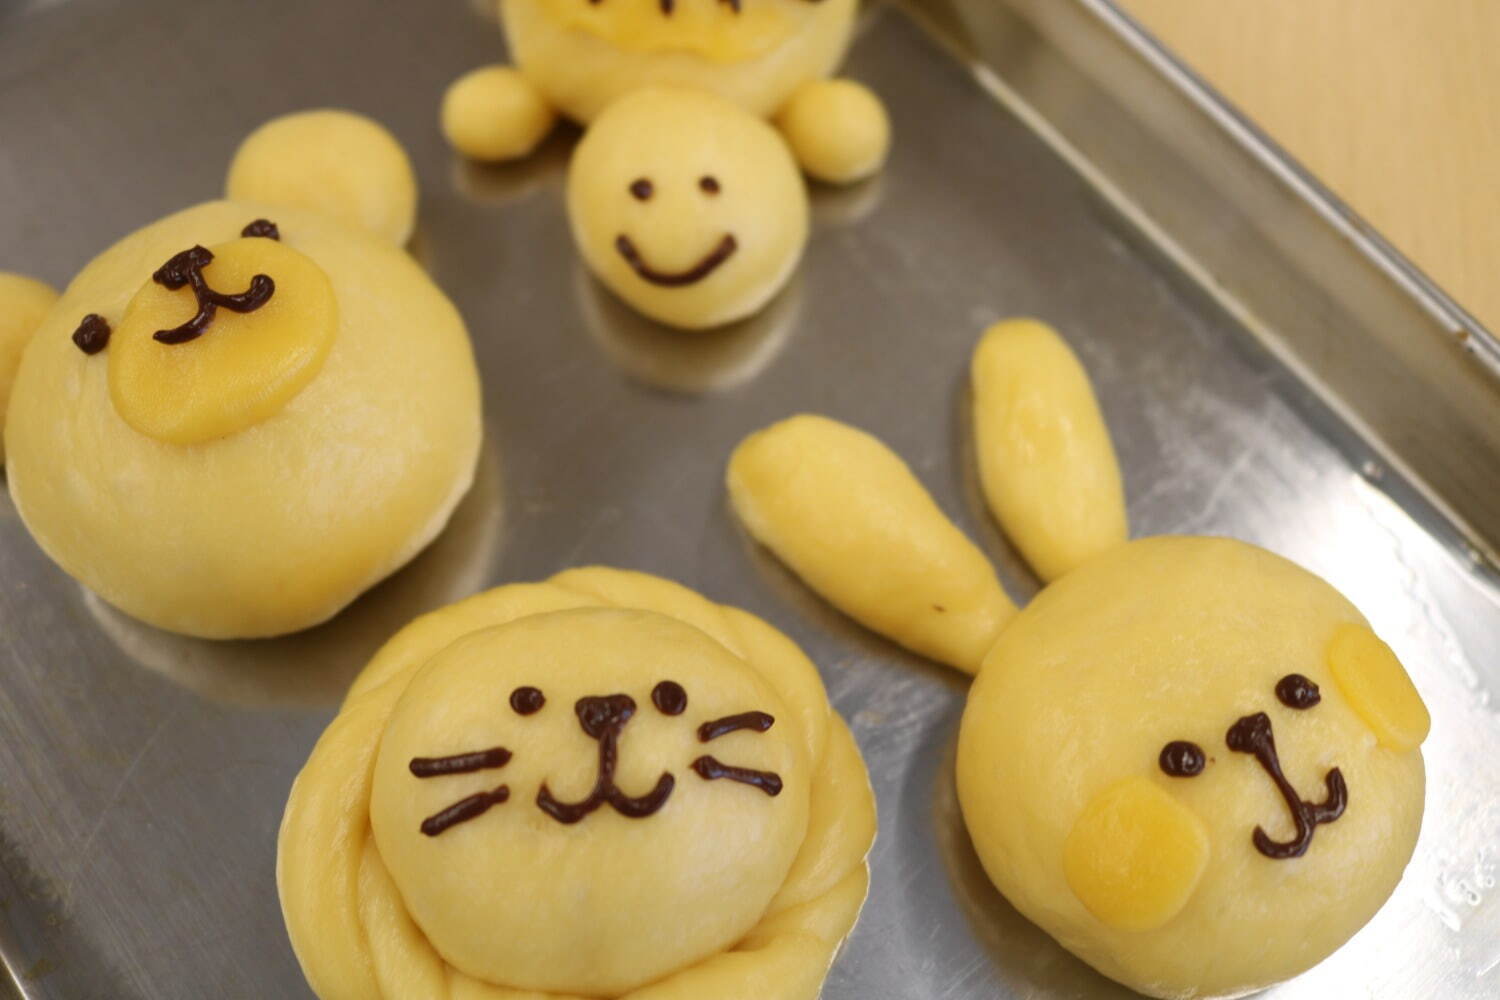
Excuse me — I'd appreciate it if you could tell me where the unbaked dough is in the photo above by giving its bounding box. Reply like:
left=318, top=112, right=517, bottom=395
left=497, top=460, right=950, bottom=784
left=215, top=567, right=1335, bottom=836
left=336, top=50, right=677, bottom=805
left=971, top=318, right=1127, bottom=581
left=568, top=87, right=808, bottom=330
left=775, top=78, right=891, bottom=184
left=728, top=413, right=1015, bottom=673
left=226, top=110, right=419, bottom=246
left=0, top=272, right=58, bottom=464
left=501, top=0, right=859, bottom=124
left=278, top=566, right=876, bottom=1000
left=442, top=65, right=558, bottom=162
left=5, top=201, right=481, bottom=638
left=725, top=320, right=1429, bottom=996
left=958, top=536, right=1427, bottom=998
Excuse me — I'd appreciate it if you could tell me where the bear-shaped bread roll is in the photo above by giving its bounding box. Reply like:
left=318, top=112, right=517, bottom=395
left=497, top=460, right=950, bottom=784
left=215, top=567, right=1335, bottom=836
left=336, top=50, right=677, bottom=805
left=278, top=566, right=876, bottom=1000
left=5, top=202, right=481, bottom=638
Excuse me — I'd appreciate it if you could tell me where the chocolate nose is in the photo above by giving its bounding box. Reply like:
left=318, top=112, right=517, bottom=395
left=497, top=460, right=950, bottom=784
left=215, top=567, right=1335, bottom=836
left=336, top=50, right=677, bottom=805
left=575, top=694, right=637, bottom=740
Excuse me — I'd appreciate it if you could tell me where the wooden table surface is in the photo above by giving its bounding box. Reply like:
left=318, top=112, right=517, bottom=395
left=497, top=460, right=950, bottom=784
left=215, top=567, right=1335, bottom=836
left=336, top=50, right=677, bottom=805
left=1118, top=0, right=1500, bottom=333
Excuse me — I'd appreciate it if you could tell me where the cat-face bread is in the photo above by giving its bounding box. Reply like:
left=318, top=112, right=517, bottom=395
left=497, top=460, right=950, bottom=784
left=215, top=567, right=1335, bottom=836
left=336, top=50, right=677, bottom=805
left=278, top=566, right=876, bottom=1000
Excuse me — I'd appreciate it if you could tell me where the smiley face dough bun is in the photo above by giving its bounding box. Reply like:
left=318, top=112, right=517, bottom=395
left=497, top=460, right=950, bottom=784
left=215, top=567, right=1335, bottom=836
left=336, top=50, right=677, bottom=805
left=568, top=87, right=808, bottom=330
left=279, top=567, right=876, bottom=1000
left=4, top=202, right=481, bottom=639
left=957, top=536, right=1429, bottom=999
left=502, top=0, right=858, bottom=122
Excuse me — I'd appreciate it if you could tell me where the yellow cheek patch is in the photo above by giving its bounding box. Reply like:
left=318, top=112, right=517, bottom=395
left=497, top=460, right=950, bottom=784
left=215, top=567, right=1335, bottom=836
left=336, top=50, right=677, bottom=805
left=108, top=237, right=337, bottom=446
left=1326, top=624, right=1431, bottom=752
left=541, top=0, right=800, bottom=62
left=1063, top=777, right=1210, bottom=932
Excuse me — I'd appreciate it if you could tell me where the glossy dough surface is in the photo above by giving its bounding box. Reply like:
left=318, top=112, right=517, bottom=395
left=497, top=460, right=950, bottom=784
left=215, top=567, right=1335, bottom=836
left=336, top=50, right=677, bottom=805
left=728, top=414, right=1015, bottom=673
left=5, top=201, right=481, bottom=638
left=279, top=567, right=875, bottom=1000
left=502, top=0, right=858, bottom=122
left=0, top=272, right=58, bottom=464
left=957, top=536, right=1427, bottom=998
left=568, top=87, right=808, bottom=330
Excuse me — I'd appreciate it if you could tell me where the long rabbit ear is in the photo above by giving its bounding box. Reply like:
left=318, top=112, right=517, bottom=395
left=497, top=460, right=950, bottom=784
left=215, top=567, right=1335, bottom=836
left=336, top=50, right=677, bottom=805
left=727, top=414, right=1015, bottom=674
left=1063, top=777, right=1210, bottom=932
left=970, top=319, right=1128, bottom=583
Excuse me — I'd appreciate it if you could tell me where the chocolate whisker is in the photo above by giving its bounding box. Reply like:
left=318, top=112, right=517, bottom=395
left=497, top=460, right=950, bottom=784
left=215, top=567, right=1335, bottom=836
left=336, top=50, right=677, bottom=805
left=409, top=747, right=512, bottom=778
left=692, top=755, right=782, bottom=796
left=420, top=785, right=510, bottom=836
left=698, top=711, right=775, bottom=742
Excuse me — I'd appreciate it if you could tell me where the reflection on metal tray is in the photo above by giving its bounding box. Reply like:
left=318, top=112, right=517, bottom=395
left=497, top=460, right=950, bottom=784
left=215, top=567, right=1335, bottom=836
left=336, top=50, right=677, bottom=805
left=0, top=0, right=1496, bottom=997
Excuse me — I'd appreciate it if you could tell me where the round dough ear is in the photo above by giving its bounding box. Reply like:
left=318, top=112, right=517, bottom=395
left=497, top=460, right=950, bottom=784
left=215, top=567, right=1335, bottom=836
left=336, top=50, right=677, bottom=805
left=0, top=273, right=58, bottom=465
left=775, top=79, right=891, bottom=185
left=1063, top=777, right=1210, bottom=932
left=1326, top=624, right=1431, bottom=752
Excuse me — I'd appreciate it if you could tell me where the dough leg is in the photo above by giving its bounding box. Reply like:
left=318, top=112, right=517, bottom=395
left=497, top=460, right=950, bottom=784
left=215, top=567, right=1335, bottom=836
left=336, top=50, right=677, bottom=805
left=441, top=65, right=558, bottom=163
left=775, top=79, right=891, bottom=185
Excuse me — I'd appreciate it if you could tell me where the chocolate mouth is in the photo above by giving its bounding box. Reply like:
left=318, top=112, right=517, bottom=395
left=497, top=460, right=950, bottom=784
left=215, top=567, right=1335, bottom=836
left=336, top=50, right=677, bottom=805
left=615, top=233, right=738, bottom=288
left=537, top=693, right=676, bottom=824
left=1226, top=711, right=1347, bottom=859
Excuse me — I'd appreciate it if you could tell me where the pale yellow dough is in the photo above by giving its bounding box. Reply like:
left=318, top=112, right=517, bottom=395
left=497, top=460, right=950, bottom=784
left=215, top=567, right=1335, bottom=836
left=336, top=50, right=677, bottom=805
left=227, top=110, right=419, bottom=246
left=957, top=536, right=1427, bottom=998
left=278, top=567, right=876, bottom=1000
left=728, top=414, right=1016, bottom=674
left=0, top=272, right=58, bottom=464
left=5, top=201, right=481, bottom=638
left=568, top=87, right=808, bottom=330
left=442, top=65, right=558, bottom=162
left=776, top=79, right=891, bottom=184
left=502, top=0, right=859, bottom=123
left=971, top=318, right=1127, bottom=582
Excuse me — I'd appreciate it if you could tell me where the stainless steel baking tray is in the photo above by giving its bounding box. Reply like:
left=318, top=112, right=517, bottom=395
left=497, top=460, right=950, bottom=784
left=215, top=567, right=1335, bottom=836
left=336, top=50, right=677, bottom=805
left=1, top=0, right=1497, bottom=997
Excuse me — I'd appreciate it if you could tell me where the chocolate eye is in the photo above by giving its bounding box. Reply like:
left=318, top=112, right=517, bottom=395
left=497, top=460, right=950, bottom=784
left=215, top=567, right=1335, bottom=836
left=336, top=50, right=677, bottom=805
left=699, top=175, right=721, bottom=195
left=1159, top=740, right=1206, bottom=777
left=629, top=178, right=654, bottom=201
left=652, top=680, right=688, bottom=716
left=1275, top=673, right=1322, bottom=709
left=510, top=686, right=545, bottom=715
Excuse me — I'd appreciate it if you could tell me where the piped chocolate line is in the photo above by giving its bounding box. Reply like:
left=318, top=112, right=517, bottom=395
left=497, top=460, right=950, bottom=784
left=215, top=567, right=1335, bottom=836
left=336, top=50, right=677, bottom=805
left=420, top=785, right=510, bottom=837
left=1226, top=711, right=1346, bottom=859
left=692, top=756, right=782, bottom=797
left=151, top=245, right=275, bottom=344
left=409, top=747, right=512, bottom=778
left=698, top=711, right=775, bottom=743
left=536, top=694, right=676, bottom=824
left=615, top=233, right=738, bottom=287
